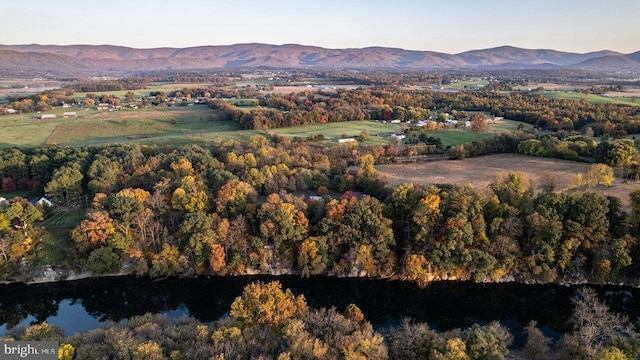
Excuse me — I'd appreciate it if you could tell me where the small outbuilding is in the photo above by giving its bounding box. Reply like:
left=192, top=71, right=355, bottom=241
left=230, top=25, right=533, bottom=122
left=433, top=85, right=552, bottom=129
left=36, top=197, right=53, bottom=207
left=63, top=112, right=77, bottom=118
left=40, top=114, right=56, bottom=119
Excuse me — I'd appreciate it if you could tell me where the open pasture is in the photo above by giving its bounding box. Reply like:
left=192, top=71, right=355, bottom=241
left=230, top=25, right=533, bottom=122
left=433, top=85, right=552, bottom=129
left=541, top=91, right=639, bottom=105
left=0, top=106, right=241, bottom=147
left=68, top=82, right=218, bottom=101
left=269, top=119, right=531, bottom=147
left=409, top=119, right=532, bottom=148
left=442, top=79, right=490, bottom=90
left=269, top=120, right=406, bottom=145
left=377, top=153, right=638, bottom=210
left=377, top=154, right=590, bottom=190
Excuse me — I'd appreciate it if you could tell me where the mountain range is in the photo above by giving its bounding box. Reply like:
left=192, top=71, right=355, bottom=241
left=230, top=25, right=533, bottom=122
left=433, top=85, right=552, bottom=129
left=0, top=43, right=639, bottom=76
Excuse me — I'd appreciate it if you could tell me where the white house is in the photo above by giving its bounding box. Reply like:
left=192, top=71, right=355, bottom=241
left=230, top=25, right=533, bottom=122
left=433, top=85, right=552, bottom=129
left=338, top=138, right=356, bottom=143
left=40, top=114, right=56, bottom=119
left=36, top=197, right=53, bottom=207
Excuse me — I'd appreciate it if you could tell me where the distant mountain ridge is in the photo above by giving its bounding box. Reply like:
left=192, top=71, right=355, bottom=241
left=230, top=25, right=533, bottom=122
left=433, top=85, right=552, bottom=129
left=0, top=43, right=638, bottom=75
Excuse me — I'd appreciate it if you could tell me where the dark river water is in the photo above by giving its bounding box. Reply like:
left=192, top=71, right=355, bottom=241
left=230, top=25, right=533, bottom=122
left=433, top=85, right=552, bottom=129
left=1, top=276, right=639, bottom=337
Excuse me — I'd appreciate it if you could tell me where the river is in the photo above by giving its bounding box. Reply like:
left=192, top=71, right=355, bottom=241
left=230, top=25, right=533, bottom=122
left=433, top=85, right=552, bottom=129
left=1, top=276, right=638, bottom=337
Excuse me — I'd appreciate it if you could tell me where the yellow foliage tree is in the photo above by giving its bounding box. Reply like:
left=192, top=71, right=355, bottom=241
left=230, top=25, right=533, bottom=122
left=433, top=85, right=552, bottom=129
left=404, top=254, right=432, bottom=288
left=210, top=244, right=226, bottom=272
left=230, top=281, right=308, bottom=329
left=58, top=343, right=75, bottom=360
left=586, top=164, right=615, bottom=187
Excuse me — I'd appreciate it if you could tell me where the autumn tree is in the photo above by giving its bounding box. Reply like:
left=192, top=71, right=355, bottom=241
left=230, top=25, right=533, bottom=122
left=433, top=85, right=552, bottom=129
left=258, top=193, right=309, bottom=269
left=585, top=164, right=615, bottom=187
left=151, top=243, right=187, bottom=277
left=71, top=211, right=116, bottom=253
left=523, top=320, right=552, bottom=360
left=297, top=237, right=327, bottom=277
left=171, top=175, right=208, bottom=213
left=230, top=281, right=308, bottom=330
left=490, top=171, right=533, bottom=213
left=471, top=112, right=489, bottom=133
left=216, top=180, right=257, bottom=218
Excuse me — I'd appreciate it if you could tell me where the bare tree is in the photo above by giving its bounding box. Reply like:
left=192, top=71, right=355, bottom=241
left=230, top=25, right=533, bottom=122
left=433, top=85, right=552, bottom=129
left=568, top=287, right=637, bottom=358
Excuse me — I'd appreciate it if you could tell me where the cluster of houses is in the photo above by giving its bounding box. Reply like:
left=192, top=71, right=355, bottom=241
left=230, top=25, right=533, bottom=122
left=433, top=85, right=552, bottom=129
left=385, top=114, right=503, bottom=129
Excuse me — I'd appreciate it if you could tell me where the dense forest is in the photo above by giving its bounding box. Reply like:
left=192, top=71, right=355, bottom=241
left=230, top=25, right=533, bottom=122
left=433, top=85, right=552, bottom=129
left=0, top=133, right=639, bottom=286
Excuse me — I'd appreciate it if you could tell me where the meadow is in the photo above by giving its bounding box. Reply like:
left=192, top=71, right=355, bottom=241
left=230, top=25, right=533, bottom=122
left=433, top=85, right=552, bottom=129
left=67, top=82, right=218, bottom=101
left=442, top=79, right=490, bottom=90
left=0, top=105, right=247, bottom=148
left=541, top=91, right=640, bottom=105
left=269, top=121, right=405, bottom=145
left=376, top=153, right=639, bottom=210
left=0, top=102, right=532, bottom=149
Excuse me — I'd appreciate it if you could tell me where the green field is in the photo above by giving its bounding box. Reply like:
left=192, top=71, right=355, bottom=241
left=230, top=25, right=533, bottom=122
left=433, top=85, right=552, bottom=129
left=541, top=91, right=640, bottom=105
left=442, top=79, right=490, bottom=90
left=41, top=208, right=87, bottom=229
left=0, top=102, right=532, bottom=149
left=269, top=121, right=406, bottom=145
left=68, top=82, right=218, bottom=101
left=268, top=119, right=531, bottom=147
left=0, top=105, right=246, bottom=148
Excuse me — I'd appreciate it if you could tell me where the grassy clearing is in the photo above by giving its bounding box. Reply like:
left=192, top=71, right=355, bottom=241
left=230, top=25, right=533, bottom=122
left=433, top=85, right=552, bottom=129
left=46, top=107, right=238, bottom=147
left=443, top=79, right=490, bottom=90
left=270, top=121, right=406, bottom=145
left=0, top=105, right=242, bottom=148
left=377, top=154, right=591, bottom=191
left=541, top=91, right=640, bottom=105
left=377, top=153, right=638, bottom=211
left=269, top=119, right=531, bottom=147
left=68, top=82, right=217, bottom=101
left=0, top=104, right=531, bottom=149
left=41, top=208, right=87, bottom=229
left=419, top=120, right=532, bottom=148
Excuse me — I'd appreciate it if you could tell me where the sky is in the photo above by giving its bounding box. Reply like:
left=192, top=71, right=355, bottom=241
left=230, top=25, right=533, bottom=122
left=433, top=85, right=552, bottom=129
left=1, top=0, right=638, bottom=54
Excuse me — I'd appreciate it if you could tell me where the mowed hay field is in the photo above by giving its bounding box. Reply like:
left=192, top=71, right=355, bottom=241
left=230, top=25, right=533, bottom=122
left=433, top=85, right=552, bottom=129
left=377, top=153, right=640, bottom=210
left=0, top=106, right=249, bottom=147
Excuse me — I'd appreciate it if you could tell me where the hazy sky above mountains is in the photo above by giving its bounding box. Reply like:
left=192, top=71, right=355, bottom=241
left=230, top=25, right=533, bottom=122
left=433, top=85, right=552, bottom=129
left=2, top=0, right=637, bottom=54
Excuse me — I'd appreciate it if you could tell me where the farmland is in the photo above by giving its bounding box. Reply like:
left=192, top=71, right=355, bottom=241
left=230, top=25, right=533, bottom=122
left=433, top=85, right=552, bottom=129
left=67, top=82, right=220, bottom=102
left=541, top=90, right=640, bottom=105
left=0, top=105, right=247, bottom=148
left=377, top=153, right=589, bottom=190
left=376, top=153, right=639, bottom=210
left=0, top=95, right=532, bottom=149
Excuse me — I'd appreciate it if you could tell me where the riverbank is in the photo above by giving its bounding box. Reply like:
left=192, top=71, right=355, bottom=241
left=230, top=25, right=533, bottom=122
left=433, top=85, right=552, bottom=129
left=7, top=262, right=640, bottom=291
